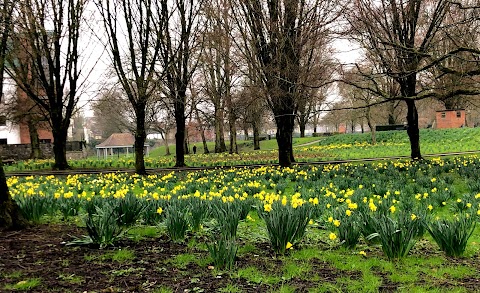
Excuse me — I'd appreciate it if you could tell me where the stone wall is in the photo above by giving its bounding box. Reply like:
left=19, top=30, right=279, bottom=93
left=0, top=143, right=54, bottom=160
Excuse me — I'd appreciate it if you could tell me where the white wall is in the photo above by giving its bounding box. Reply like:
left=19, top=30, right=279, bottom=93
left=0, top=123, right=21, bottom=144
left=0, top=77, right=22, bottom=144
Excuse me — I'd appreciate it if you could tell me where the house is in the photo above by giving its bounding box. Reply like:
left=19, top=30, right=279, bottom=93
left=96, top=133, right=150, bottom=159
left=435, top=109, right=466, bottom=129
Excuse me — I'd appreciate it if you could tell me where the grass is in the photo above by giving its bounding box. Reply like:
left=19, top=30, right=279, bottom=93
left=127, top=226, right=161, bottom=241
left=5, top=128, right=480, bottom=172
left=4, top=278, right=42, bottom=291
left=57, top=274, right=84, bottom=284
left=110, top=249, right=135, bottom=262
left=169, top=253, right=197, bottom=269
left=150, top=136, right=322, bottom=157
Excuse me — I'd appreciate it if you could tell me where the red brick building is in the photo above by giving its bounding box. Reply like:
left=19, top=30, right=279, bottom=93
left=435, top=109, right=466, bottom=129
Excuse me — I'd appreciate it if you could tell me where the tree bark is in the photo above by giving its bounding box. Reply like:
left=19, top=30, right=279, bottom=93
left=174, top=98, right=186, bottom=167
left=299, top=115, right=306, bottom=137
left=366, top=107, right=376, bottom=145
left=405, top=99, right=421, bottom=160
left=0, top=159, right=28, bottom=230
left=275, top=111, right=295, bottom=167
left=243, top=126, right=249, bottom=140
left=194, top=106, right=209, bottom=154
left=160, top=131, right=171, bottom=156
left=27, top=118, right=42, bottom=159
left=253, top=121, right=260, bottom=150
left=214, top=106, right=227, bottom=153
left=134, top=104, right=147, bottom=175
left=51, top=125, right=70, bottom=170
left=227, top=104, right=238, bottom=154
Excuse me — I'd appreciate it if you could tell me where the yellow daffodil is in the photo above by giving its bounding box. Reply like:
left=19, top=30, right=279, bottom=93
left=264, top=203, right=272, bottom=212
left=389, top=205, right=396, bottom=213
left=411, top=214, right=417, bottom=221
left=333, top=219, right=340, bottom=227
left=286, top=242, right=293, bottom=250
left=329, top=233, right=337, bottom=241
left=346, top=209, right=352, bottom=216
left=359, top=251, right=367, bottom=257
left=428, top=205, right=433, bottom=211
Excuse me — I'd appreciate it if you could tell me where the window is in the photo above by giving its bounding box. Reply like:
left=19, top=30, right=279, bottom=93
left=456, top=111, right=462, bottom=118
left=0, top=138, right=7, bottom=145
left=441, top=112, right=446, bottom=119
left=0, top=115, right=6, bottom=126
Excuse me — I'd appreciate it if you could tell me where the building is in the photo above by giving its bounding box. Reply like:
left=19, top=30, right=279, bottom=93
left=435, top=109, right=466, bottom=129
left=0, top=78, right=22, bottom=144
left=96, top=133, right=150, bottom=159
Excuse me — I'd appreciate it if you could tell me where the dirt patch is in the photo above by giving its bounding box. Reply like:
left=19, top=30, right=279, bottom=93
left=0, top=224, right=345, bottom=292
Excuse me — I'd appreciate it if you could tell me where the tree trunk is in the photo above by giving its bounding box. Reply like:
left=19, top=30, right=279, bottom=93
left=0, top=160, right=28, bottom=230
left=253, top=122, right=260, bottom=150
left=366, top=108, right=376, bottom=145
left=299, top=115, right=306, bottom=137
left=27, top=118, right=42, bottom=159
left=161, top=131, right=171, bottom=156
left=228, top=108, right=238, bottom=154
left=405, top=99, right=421, bottom=160
left=201, top=133, right=209, bottom=154
left=134, top=105, right=147, bottom=175
left=275, top=112, right=295, bottom=167
left=51, top=126, right=70, bottom=170
left=194, top=107, right=209, bottom=154
left=214, top=106, right=226, bottom=153
left=174, top=98, right=186, bottom=167
left=243, top=126, right=249, bottom=140
left=313, top=112, right=318, bottom=134
left=388, top=101, right=397, bottom=125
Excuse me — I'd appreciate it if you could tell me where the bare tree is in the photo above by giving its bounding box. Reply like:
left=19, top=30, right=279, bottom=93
left=91, top=89, right=134, bottom=138
left=346, top=0, right=479, bottom=159
left=3, top=90, right=49, bottom=158
left=5, top=0, right=88, bottom=170
left=158, top=0, right=205, bottom=167
left=96, top=0, right=165, bottom=174
left=340, top=67, right=381, bottom=144
left=0, top=0, right=27, bottom=230
left=233, top=0, right=341, bottom=167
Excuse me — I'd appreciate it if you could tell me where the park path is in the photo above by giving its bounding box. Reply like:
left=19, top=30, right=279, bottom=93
left=294, top=138, right=323, bottom=147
